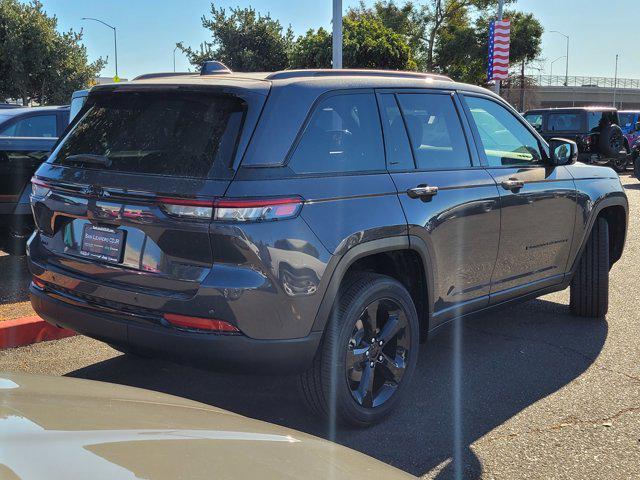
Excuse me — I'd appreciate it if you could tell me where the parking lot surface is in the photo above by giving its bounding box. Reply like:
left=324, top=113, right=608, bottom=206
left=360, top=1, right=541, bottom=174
left=2, top=174, right=639, bottom=479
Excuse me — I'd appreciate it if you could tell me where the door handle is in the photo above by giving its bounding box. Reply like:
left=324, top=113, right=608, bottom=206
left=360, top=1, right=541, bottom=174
left=501, top=179, right=525, bottom=191
left=407, top=185, right=439, bottom=199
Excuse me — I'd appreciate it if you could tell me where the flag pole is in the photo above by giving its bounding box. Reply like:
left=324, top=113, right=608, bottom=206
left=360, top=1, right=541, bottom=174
left=492, top=0, right=505, bottom=94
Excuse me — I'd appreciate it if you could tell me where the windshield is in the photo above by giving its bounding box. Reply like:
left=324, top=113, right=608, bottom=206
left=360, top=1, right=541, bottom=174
left=50, top=91, right=246, bottom=179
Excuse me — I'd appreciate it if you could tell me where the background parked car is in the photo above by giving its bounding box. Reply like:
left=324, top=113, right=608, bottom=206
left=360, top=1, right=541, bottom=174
left=523, top=107, right=629, bottom=171
left=0, top=372, right=413, bottom=480
left=0, top=105, right=69, bottom=255
left=618, top=110, right=640, bottom=151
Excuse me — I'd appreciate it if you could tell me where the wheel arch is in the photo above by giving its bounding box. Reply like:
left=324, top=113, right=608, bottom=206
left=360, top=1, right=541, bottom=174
left=311, top=236, right=435, bottom=341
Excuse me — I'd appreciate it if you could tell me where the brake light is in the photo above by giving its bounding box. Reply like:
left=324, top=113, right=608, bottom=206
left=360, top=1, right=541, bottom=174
left=213, top=197, right=303, bottom=222
left=31, top=178, right=51, bottom=198
left=32, top=277, right=46, bottom=289
left=158, top=197, right=214, bottom=220
left=163, top=313, right=240, bottom=333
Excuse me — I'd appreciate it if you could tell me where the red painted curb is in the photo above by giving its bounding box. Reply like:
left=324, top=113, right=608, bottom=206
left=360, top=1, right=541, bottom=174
left=0, top=315, right=76, bottom=349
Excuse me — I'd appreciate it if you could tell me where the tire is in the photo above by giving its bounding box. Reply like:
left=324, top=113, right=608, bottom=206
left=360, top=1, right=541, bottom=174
left=298, top=273, right=419, bottom=427
left=633, top=150, right=640, bottom=179
left=570, top=217, right=610, bottom=318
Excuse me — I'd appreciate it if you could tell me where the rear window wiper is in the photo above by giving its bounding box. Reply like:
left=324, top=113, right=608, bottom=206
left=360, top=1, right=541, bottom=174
left=63, top=154, right=112, bottom=167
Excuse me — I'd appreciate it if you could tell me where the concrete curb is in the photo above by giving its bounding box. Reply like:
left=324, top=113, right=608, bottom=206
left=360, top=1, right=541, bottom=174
left=0, top=315, right=75, bottom=349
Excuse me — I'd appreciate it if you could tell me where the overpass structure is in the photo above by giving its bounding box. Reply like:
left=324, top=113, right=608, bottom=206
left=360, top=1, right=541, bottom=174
left=501, top=75, right=640, bottom=111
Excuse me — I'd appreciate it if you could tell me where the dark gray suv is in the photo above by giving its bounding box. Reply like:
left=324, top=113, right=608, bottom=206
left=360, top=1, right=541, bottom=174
left=27, top=66, right=628, bottom=426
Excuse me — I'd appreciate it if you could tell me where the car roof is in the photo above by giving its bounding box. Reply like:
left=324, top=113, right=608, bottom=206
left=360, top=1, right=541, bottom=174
left=525, top=106, right=617, bottom=114
left=92, top=68, right=496, bottom=98
left=0, top=105, right=69, bottom=118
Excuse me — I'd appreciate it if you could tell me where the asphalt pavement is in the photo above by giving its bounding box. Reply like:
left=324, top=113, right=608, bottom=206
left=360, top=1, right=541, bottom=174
left=1, top=174, right=639, bottom=479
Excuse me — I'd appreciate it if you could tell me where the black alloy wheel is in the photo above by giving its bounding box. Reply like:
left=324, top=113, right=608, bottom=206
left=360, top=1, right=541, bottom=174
left=346, top=298, right=410, bottom=408
left=298, top=273, right=419, bottom=427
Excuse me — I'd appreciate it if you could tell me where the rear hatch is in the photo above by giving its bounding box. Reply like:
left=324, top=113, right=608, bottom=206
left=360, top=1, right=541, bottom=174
left=30, top=82, right=267, bottom=297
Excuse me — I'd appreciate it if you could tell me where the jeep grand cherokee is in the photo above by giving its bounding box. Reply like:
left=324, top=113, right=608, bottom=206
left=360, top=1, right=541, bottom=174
left=28, top=64, right=628, bottom=426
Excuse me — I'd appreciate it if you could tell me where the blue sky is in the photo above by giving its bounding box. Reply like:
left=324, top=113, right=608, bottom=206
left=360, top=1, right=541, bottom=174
left=41, top=0, right=637, bottom=81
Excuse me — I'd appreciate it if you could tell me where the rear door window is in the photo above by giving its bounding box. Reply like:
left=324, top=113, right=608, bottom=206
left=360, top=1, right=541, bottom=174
left=50, top=91, right=246, bottom=179
left=288, top=93, right=384, bottom=174
left=378, top=93, right=414, bottom=171
left=396, top=93, right=471, bottom=170
left=547, top=113, right=582, bottom=131
left=0, top=114, right=57, bottom=137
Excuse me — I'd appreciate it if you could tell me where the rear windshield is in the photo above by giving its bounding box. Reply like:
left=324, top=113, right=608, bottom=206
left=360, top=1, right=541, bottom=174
left=50, top=91, right=246, bottom=178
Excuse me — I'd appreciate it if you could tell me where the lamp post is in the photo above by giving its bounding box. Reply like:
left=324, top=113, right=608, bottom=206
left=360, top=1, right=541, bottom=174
left=550, top=30, right=569, bottom=86
left=82, top=17, right=118, bottom=80
left=550, top=55, right=566, bottom=82
left=613, top=54, right=619, bottom=108
left=173, top=45, right=179, bottom=72
left=332, top=0, right=342, bottom=69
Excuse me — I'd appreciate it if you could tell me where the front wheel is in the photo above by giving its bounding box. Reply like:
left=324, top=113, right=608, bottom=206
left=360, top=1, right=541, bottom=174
left=298, top=273, right=419, bottom=427
left=570, top=217, right=610, bottom=317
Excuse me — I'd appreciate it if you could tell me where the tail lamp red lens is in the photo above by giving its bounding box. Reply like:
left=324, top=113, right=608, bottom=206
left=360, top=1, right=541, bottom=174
left=32, top=277, right=46, bottom=289
left=158, top=196, right=303, bottom=222
left=163, top=313, right=240, bottom=333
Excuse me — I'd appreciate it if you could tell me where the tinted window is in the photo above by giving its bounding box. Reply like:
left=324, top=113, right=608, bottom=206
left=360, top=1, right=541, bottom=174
left=379, top=94, right=413, bottom=170
left=524, top=113, right=543, bottom=131
left=587, top=111, right=618, bottom=132
left=0, top=114, right=57, bottom=137
left=51, top=92, right=246, bottom=179
left=465, top=96, right=542, bottom=167
left=547, top=113, right=582, bottom=131
left=289, top=93, right=384, bottom=174
left=396, top=93, right=470, bottom=170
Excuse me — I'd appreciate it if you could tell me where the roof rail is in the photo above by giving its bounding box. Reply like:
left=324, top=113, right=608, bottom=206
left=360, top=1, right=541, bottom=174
left=265, top=69, right=452, bottom=82
left=133, top=72, right=196, bottom=81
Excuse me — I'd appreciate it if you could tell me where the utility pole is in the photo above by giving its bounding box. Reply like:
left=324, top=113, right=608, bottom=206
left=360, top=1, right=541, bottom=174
left=492, top=0, right=505, bottom=94
left=613, top=54, right=619, bottom=108
left=173, top=45, right=179, bottom=72
left=519, top=59, right=526, bottom=111
left=332, top=0, right=342, bottom=69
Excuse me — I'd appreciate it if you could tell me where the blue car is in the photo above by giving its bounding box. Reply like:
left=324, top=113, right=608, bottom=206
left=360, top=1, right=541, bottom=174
left=618, top=110, right=640, bottom=151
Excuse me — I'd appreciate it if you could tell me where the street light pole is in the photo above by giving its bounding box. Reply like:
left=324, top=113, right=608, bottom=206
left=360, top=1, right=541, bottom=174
left=550, top=30, right=569, bottom=86
left=82, top=17, right=118, bottom=79
left=173, top=45, right=179, bottom=72
left=613, top=54, right=619, bottom=108
left=332, top=0, right=342, bottom=69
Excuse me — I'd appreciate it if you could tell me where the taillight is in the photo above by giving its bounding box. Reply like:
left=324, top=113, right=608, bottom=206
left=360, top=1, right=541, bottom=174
left=31, top=178, right=51, bottom=198
left=213, top=197, right=303, bottom=222
left=158, top=197, right=214, bottom=220
left=163, top=313, right=240, bottom=333
left=158, top=196, right=303, bottom=222
left=583, top=134, right=593, bottom=146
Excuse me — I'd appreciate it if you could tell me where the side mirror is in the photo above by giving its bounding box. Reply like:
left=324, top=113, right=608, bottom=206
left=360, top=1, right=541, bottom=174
left=549, top=138, right=577, bottom=166
left=635, top=121, right=640, bottom=131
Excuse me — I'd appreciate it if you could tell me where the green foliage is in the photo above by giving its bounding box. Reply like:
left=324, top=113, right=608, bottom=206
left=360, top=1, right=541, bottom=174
left=290, top=15, right=416, bottom=70
left=177, top=5, right=293, bottom=71
left=435, top=7, right=544, bottom=84
left=0, top=0, right=105, bottom=105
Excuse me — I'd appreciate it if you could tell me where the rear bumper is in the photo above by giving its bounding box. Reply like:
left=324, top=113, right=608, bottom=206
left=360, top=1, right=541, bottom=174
left=30, top=285, right=321, bottom=374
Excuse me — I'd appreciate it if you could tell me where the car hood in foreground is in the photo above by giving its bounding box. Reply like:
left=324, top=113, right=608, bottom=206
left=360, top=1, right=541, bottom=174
left=0, top=373, right=413, bottom=480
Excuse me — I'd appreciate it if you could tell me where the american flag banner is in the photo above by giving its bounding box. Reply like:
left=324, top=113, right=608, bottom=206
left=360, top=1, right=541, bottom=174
left=487, top=19, right=510, bottom=81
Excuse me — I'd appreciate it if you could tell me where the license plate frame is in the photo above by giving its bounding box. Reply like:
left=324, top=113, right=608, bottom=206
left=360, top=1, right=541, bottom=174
left=80, top=224, right=126, bottom=263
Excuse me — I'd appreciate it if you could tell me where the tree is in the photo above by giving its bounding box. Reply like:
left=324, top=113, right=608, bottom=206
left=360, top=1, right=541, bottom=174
left=177, top=5, right=293, bottom=71
left=290, top=15, right=416, bottom=70
left=435, top=7, right=543, bottom=85
left=0, top=0, right=105, bottom=105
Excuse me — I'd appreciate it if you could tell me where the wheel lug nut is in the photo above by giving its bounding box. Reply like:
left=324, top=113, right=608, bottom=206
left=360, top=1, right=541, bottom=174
left=365, top=350, right=369, bottom=356
left=370, top=362, right=375, bottom=367
left=371, top=338, right=375, bottom=343
left=378, top=340, right=383, bottom=346
left=378, top=355, right=383, bottom=361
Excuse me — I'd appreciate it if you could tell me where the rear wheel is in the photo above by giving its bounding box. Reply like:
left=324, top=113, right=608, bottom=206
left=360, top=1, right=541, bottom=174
left=570, top=217, right=610, bottom=317
left=298, top=273, right=419, bottom=427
